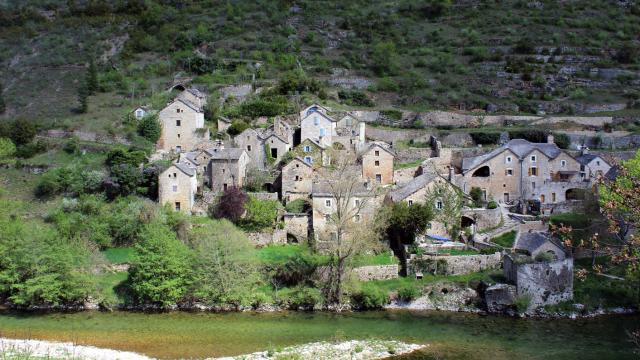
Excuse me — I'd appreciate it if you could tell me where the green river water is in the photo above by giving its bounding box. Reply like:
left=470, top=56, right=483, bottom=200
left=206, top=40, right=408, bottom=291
left=0, top=310, right=637, bottom=359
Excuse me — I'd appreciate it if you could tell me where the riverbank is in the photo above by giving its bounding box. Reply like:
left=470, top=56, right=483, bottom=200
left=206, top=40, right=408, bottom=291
left=0, top=338, right=425, bottom=360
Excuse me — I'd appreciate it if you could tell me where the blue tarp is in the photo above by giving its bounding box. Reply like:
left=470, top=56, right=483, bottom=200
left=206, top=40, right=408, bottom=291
left=427, top=234, right=451, bottom=241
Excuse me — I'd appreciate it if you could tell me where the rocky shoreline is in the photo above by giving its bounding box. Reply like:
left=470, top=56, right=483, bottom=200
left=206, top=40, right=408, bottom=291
left=0, top=338, right=426, bottom=360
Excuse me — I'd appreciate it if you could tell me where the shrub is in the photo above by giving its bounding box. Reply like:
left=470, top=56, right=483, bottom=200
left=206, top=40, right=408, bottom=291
left=514, top=294, right=532, bottom=313
left=351, top=286, right=389, bottom=309
left=487, top=200, right=498, bottom=209
left=137, top=115, right=162, bottom=143
left=9, top=118, right=36, bottom=145
left=285, top=199, right=310, bottom=213
left=470, top=187, right=483, bottom=207
left=508, top=129, right=548, bottom=143
left=534, top=251, right=555, bottom=262
left=338, top=90, right=374, bottom=107
left=0, top=137, right=16, bottom=158
left=553, top=133, right=571, bottom=149
left=397, top=284, right=421, bottom=302
left=238, top=197, right=280, bottom=231
left=210, top=186, right=248, bottom=222
left=15, top=139, right=47, bottom=158
left=227, top=121, right=249, bottom=136
left=280, top=286, right=324, bottom=308
left=63, top=138, right=80, bottom=154
left=105, top=147, right=147, bottom=168
left=470, top=132, right=500, bottom=145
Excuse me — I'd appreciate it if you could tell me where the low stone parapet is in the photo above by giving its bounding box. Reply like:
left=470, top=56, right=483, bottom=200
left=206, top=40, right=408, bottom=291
left=409, top=253, right=502, bottom=276
left=247, top=230, right=286, bottom=247
left=351, top=265, right=399, bottom=281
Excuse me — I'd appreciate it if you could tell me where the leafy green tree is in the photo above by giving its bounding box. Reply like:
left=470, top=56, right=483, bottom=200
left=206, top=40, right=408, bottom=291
left=371, top=41, right=399, bottom=76
left=189, top=219, right=260, bottom=305
left=77, top=81, right=89, bottom=113
left=384, top=201, right=433, bottom=246
left=128, top=221, right=193, bottom=306
left=425, top=181, right=465, bottom=243
left=238, top=197, right=281, bottom=231
left=9, top=118, right=36, bottom=146
left=86, top=59, right=99, bottom=95
left=137, top=114, right=162, bottom=143
left=105, top=147, right=147, bottom=168
left=0, top=138, right=16, bottom=158
left=105, top=164, right=142, bottom=198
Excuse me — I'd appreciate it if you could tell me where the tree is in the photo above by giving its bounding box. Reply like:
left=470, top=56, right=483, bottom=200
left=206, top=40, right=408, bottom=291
left=105, top=164, right=141, bottom=198
left=371, top=41, right=398, bottom=76
left=86, top=59, right=99, bottom=95
left=315, top=151, right=386, bottom=304
left=209, top=186, right=248, bottom=222
left=0, top=81, right=6, bottom=114
left=189, top=219, right=260, bottom=306
left=9, top=118, right=36, bottom=145
left=137, top=114, right=162, bottom=143
left=598, top=150, right=640, bottom=303
left=238, top=196, right=280, bottom=231
left=128, top=221, right=193, bottom=306
left=0, top=138, right=16, bottom=158
left=77, top=81, right=89, bottom=113
left=425, top=180, right=465, bottom=244
left=384, top=202, right=433, bottom=246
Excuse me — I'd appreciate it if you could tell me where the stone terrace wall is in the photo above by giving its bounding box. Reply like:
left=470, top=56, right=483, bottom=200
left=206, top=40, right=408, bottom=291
left=248, top=192, right=279, bottom=201
left=247, top=230, right=286, bottom=247
left=351, top=265, right=399, bottom=281
left=283, top=213, right=309, bottom=242
left=365, top=127, right=433, bottom=145
left=409, top=252, right=502, bottom=276
left=515, top=258, right=573, bottom=307
left=394, top=148, right=433, bottom=162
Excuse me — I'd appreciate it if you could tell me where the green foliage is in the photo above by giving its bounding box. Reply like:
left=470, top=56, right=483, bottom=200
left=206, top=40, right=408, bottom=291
left=227, top=120, right=249, bottom=136
left=9, top=118, right=36, bottom=146
left=63, top=137, right=80, bottom=154
left=259, top=245, right=322, bottom=289
left=508, top=129, right=549, bottom=143
left=0, top=82, right=5, bottom=114
left=351, top=286, right=389, bottom=309
left=470, top=132, right=500, bottom=145
left=35, top=165, right=105, bottom=198
left=137, top=114, right=162, bottom=143
left=105, top=164, right=142, bottom=198
left=276, top=70, right=323, bottom=95
left=86, top=59, right=99, bottom=95
left=279, top=286, right=324, bottom=308
left=211, top=186, right=248, bottom=222
left=514, top=294, right=532, bottom=313
left=106, top=147, right=147, bottom=168
left=128, top=221, right=193, bottom=306
left=239, top=197, right=281, bottom=231
left=15, top=139, right=47, bottom=159
left=487, top=200, right=498, bottom=209
left=338, top=89, right=374, bottom=107
left=491, top=230, right=516, bottom=248
left=285, top=199, right=310, bottom=213
left=397, top=283, right=421, bottom=302
left=239, top=96, right=291, bottom=117
left=102, top=247, right=135, bottom=264
left=470, top=187, right=483, bottom=207
left=190, top=219, right=260, bottom=305
left=0, top=199, right=94, bottom=306
left=384, top=202, right=433, bottom=245
left=371, top=41, right=399, bottom=76
left=0, top=137, right=16, bottom=158
left=77, top=81, right=89, bottom=113
left=553, top=133, right=571, bottom=149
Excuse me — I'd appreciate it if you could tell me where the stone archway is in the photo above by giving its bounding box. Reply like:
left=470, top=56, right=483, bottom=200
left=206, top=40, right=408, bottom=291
left=472, top=166, right=490, bottom=177
left=461, top=215, right=475, bottom=228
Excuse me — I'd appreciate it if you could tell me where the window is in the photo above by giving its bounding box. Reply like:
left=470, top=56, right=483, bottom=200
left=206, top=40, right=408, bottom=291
left=374, top=160, right=380, bottom=166
left=436, top=200, right=443, bottom=210
left=295, top=164, right=299, bottom=168
left=325, top=199, right=331, bottom=207
left=176, top=108, right=180, bottom=113
left=222, top=169, right=226, bottom=173
left=354, top=214, right=361, bottom=222
left=176, top=120, right=181, bottom=127
left=375, top=150, right=380, bottom=156
left=223, top=184, right=228, bottom=191
left=325, top=214, right=331, bottom=221
left=304, top=156, right=312, bottom=164
left=172, top=185, right=178, bottom=192
left=319, top=128, right=326, bottom=137
left=532, top=182, right=536, bottom=189
left=247, top=145, right=252, bottom=151
left=304, top=145, right=311, bottom=152
left=529, top=167, right=538, bottom=176
left=294, top=175, right=299, bottom=181
left=506, top=156, right=512, bottom=164
left=531, top=155, right=537, bottom=162
left=375, top=174, right=382, bottom=183
left=175, top=202, right=181, bottom=211
left=561, top=160, right=566, bottom=167
left=345, top=117, right=352, bottom=126
left=176, top=145, right=182, bottom=152
left=427, top=223, right=432, bottom=229
left=596, top=161, right=600, bottom=166
left=506, top=168, right=513, bottom=176
left=540, top=194, right=546, bottom=203
left=355, top=199, right=360, bottom=207
left=136, top=110, right=143, bottom=118
left=177, top=134, right=180, bottom=138
left=580, top=164, right=585, bottom=172
left=552, top=192, right=556, bottom=202
left=408, top=200, right=413, bottom=206
left=173, top=173, right=177, bottom=178
left=331, top=232, right=337, bottom=241
left=313, top=117, right=319, bottom=125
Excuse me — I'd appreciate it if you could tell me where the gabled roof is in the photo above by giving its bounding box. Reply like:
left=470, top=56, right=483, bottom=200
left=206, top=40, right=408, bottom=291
left=515, top=231, right=565, bottom=256
left=301, top=109, right=336, bottom=123
left=311, top=179, right=373, bottom=197
left=300, top=138, right=325, bottom=149
left=387, top=172, right=439, bottom=202
left=182, top=151, right=201, bottom=166
left=263, top=129, right=290, bottom=144
left=205, top=147, right=246, bottom=160
left=173, top=162, right=196, bottom=177
left=462, top=139, right=563, bottom=173
left=575, top=153, right=608, bottom=166
left=301, top=103, right=330, bottom=115
left=284, top=157, right=313, bottom=170
left=604, top=166, right=619, bottom=181
left=185, top=88, right=206, bottom=98
left=362, top=142, right=395, bottom=158
left=169, top=98, right=202, bottom=113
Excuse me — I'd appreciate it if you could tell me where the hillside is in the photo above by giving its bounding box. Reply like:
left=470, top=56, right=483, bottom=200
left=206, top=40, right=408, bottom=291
left=1, top=0, right=639, bottom=131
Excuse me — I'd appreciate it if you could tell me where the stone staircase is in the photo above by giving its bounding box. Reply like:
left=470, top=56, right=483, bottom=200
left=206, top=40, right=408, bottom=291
left=474, top=206, right=521, bottom=247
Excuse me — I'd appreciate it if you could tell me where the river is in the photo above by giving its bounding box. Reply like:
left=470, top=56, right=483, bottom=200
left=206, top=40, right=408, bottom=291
left=0, top=310, right=637, bottom=359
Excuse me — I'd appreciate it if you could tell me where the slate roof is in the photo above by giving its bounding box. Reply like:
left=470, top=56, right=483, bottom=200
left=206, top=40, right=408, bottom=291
left=174, top=162, right=195, bottom=177
left=186, top=88, right=206, bottom=98
left=284, top=157, right=312, bottom=169
left=302, top=109, right=337, bottom=123
left=462, top=139, right=563, bottom=173
left=173, top=98, right=202, bottom=113
left=311, top=178, right=373, bottom=197
left=182, top=151, right=201, bottom=166
left=604, top=166, right=619, bottom=181
left=575, top=153, right=599, bottom=165
left=205, top=148, right=246, bottom=160
left=515, top=231, right=565, bottom=255
left=362, top=142, right=395, bottom=158
left=387, top=172, right=438, bottom=202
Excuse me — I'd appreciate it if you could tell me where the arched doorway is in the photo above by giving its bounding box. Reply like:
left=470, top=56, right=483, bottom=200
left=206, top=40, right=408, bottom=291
left=472, top=166, right=490, bottom=177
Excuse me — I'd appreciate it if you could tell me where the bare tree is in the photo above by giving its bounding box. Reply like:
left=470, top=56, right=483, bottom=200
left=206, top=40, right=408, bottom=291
left=424, top=178, right=465, bottom=244
left=315, top=151, right=386, bottom=305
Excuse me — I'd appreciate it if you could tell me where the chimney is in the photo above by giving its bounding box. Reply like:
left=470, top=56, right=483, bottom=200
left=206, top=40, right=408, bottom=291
left=359, top=122, right=366, bottom=143
left=547, top=134, right=554, bottom=144
left=448, top=166, right=454, bottom=181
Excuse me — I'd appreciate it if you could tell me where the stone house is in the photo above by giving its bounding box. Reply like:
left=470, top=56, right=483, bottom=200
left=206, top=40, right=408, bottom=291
left=361, top=143, right=395, bottom=185
left=217, top=116, right=231, bottom=133
left=311, top=179, right=384, bottom=242
left=157, top=99, right=209, bottom=152
left=234, top=128, right=267, bottom=170
left=457, top=138, right=588, bottom=208
left=177, top=88, right=207, bottom=110
left=575, top=150, right=612, bottom=181
left=300, top=110, right=337, bottom=148
left=386, top=172, right=462, bottom=239
left=292, top=138, right=326, bottom=167
left=264, top=132, right=292, bottom=165
left=514, top=229, right=567, bottom=261
left=206, top=148, right=249, bottom=193
left=281, top=157, right=314, bottom=203
left=158, top=162, right=197, bottom=213
left=131, top=105, right=151, bottom=120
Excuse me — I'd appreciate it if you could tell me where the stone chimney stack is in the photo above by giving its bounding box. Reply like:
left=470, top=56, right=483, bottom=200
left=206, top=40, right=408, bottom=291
left=547, top=134, right=554, bottom=144
left=359, top=122, right=366, bottom=143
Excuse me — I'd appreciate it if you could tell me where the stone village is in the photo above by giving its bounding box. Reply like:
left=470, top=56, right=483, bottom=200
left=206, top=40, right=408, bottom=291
left=146, top=87, right=619, bottom=312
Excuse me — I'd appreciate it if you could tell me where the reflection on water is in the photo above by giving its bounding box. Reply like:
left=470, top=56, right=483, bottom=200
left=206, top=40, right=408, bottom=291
left=0, top=310, right=637, bottom=360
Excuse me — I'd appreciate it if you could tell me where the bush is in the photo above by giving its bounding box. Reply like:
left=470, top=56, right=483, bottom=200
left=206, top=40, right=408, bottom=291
left=0, top=137, right=16, bottom=158
left=280, top=286, right=324, bottom=308
left=105, top=147, right=147, bottom=168
left=470, top=132, right=500, bottom=145
left=351, top=286, right=389, bottom=309
left=470, top=187, right=483, bottom=207
left=487, top=200, right=498, bottom=209
left=338, top=90, right=374, bottom=107
left=397, top=284, right=421, bottom=302
left=227, top=121, right=249, bottom=136
left=514, top=294, right=532, bottom=313
left=137, top=115, right=162, bottom=143
left=9, top=118, right=36, bottom=146
left=15, top=139, right=47, bottom=158
left=63, top=138, right=80, bottom=154
left=285, top=199, right=310, bottom=213
left=553, top=133, right=570, bottom=149
left=238, top=197, right=280, bottom=231
left=508, top=129, right=548, bottom=143
left=210, top=186, right=248, bottom=222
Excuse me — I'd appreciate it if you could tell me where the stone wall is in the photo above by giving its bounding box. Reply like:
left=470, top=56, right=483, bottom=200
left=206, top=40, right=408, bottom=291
left=365, top=127, right=432, bottom=145
left=515, top=258, right=573, bottom=308
left=394, top=148, right=433, bottom=162
left=247, top=230, right=287, bottom=247
left=462, top=207, right=502, bottom=232
left=283, top=213, right=310, bottom=242
left=409, top=252, right=502, bottom=276
left=248, top=192, right=279, bottom=201
left=351, top=264, right=399, bottom=281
